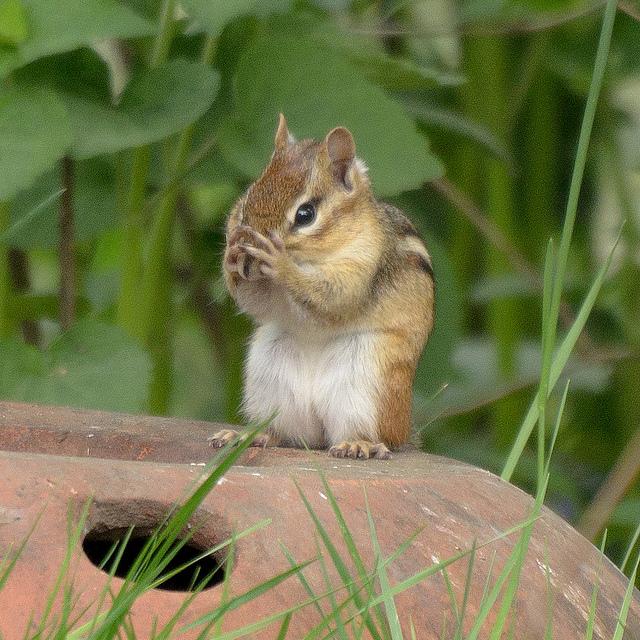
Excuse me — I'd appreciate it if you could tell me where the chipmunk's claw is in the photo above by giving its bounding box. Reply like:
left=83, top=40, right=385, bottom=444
left=329, top=440, right=392, bottom=460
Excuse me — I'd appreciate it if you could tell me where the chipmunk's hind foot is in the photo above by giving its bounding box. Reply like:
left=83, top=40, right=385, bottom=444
left=329, top=440, right=391, bottom=460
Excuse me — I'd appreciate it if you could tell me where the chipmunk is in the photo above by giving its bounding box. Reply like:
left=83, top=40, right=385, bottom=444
left=209, top=115, right=434, bottom=459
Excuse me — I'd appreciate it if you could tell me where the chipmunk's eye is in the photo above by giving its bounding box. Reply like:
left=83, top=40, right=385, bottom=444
left=293, top=202, right=316, bottom=227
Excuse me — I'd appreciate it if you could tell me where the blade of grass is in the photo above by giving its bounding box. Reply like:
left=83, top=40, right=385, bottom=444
left=537, top=239, right=556, bottom=491
left=453, top=540, right=476, bottom=640
left=543, top=544, right=555, bottom=640
left=584, top=531, right=607, bottom=640
left=544, top=379, right=570, bottom=478
left=487, top=476, right=549, bottom=640
left=182, top=560, right=315, bottom=632
left=212, top=534, right=237, bottom=636
left=364, top=489, right=401, bottom=640
left=0, top=507, right=44, bottom=592
left=336, top=514, right=539, bottom=634
left=319, top=473, right=389, bottom=633
left=293, top=478, right=384, bottom=640
left=280, top=542, right=327, bottom=621
left=34, top=500, right=91, bottom=636
left=275, top=613, right=292, bottom=640
left=502, top=0, right=618, bottom=481
left=620, top=521, right=640, bottom=573
left=612, top=549, right=640, bottom=640
left=440, top=565, right=460, bottom=628
left=502, top=227, right=621, bottom=481
left=315, top=536, right=351, bottom=640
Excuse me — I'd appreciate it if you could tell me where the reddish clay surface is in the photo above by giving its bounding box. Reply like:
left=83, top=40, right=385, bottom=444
left=0, top=401, right=638, bottom=638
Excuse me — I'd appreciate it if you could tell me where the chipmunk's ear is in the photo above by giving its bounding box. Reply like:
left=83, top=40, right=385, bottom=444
left=325, top=127, right=356, bottom=189
left=274, top=113, right=295, bottom=150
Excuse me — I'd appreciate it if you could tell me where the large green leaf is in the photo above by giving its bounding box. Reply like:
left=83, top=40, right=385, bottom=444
left=217, top=24, right=442, bottom=196
left=0, top=0, right=153, bottom=78
left=181, top=0, right=291, bottom=36
left=0, top=320, right=151, bottom=412
left=4, top=158, right=118, bottom=250
left=0, top=86, right=72, bottom=201
left=60, top=58, right=220, bottom=159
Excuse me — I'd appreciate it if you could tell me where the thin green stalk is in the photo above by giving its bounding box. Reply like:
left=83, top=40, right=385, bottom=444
left=0, top=201, right=11, bottom=339
left=584, top=531, right=607, bottom=640
left=117, top=146, right=150, bottom=339
left=537, top=240, right=555, bottom=491
left=140, top=35, right=217, bottom=414
left=612, top=549, right=640, bottom=640
left=466, top=34, right=522, bottom=447
left=543, top=0, right=618, bottom=392
left=502, top=0, right=618, bottom=480
left=149, top=0, right=176, bottom=69
left=502, top=228, right=620, bottom=481
left=116, top=0, right=177, bottom=339
left=620, top=521, right=640, bottom=574
left=487, top=476, right=549, bottom=640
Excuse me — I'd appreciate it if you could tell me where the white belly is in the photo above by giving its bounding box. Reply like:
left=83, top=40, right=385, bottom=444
left=242, top=324, right=379, bottom=447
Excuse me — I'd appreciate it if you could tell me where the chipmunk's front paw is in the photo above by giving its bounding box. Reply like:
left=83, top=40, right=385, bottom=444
left=237, top=229, right=290, bottom=280
left=208, top=429, right=241, bottom=448
left=329, top=440, right=392, bottom=460
left=208, top=429, right=274, bottom=449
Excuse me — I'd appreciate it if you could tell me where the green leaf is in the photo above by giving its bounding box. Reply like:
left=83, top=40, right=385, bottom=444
left=0, top=0, right=153, bottom=78
left=0, top=86, right=72, bottom=201
left=218, top=24, right=442, bottom=196
left=60, top=58, right=220, bottom=159
left=0, top=0, right=28, bottom=45
left=181, top=0, right=291, bottom=36
left=6, top=159, right=118, bottom=249
left=0, top=320, right=151, bottom=412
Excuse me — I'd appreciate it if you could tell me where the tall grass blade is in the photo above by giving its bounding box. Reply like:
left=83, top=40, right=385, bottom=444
left=276, top=613, right=292, bottom=640
left=502, top=0, right=619, bottom=481
left=544, top=379, right=569, bottom=478
left=0, top=507, right=44, bottom=592
left=612, top=549, right=640, bottom=640
left=620, top=521, right=640, bottom=573
left=584, top=531, right=607, bottom=640
left=293, top=478, right=383, bottom=640
left=364, top=489, right=401, bottom=640
left=502, top=228, right=621, bottom=481
left=454, top=540, right=476, bottom=640
left=182, top=560, right=314, bottom=631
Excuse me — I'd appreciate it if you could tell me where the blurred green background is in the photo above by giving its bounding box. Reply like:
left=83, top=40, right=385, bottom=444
left=0, top=0, right=639, bottom=567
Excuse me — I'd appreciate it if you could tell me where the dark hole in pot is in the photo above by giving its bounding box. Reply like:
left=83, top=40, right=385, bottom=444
left=82, top=528, right=225, bottom=592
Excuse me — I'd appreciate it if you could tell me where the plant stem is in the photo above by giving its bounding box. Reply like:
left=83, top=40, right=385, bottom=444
left=116, top=0, right=176, bottom=339
left=117, top=146, right=150, bottom=339
left=0, top=201, right=11, bottom=339
left=546, top=0, right=617, bottom=375
left=59, top=155, right=76, bottom=331
left=501, top=0, right=617, bottom=481
left=149, top=0, right=176, bottom=68
left=466, top=34, right=522, bottom=447
left=142, top=35, right=217, bottom=414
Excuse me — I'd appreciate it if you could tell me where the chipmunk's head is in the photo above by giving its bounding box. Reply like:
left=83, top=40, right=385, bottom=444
left=236, top=114, right=375, bottom=260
